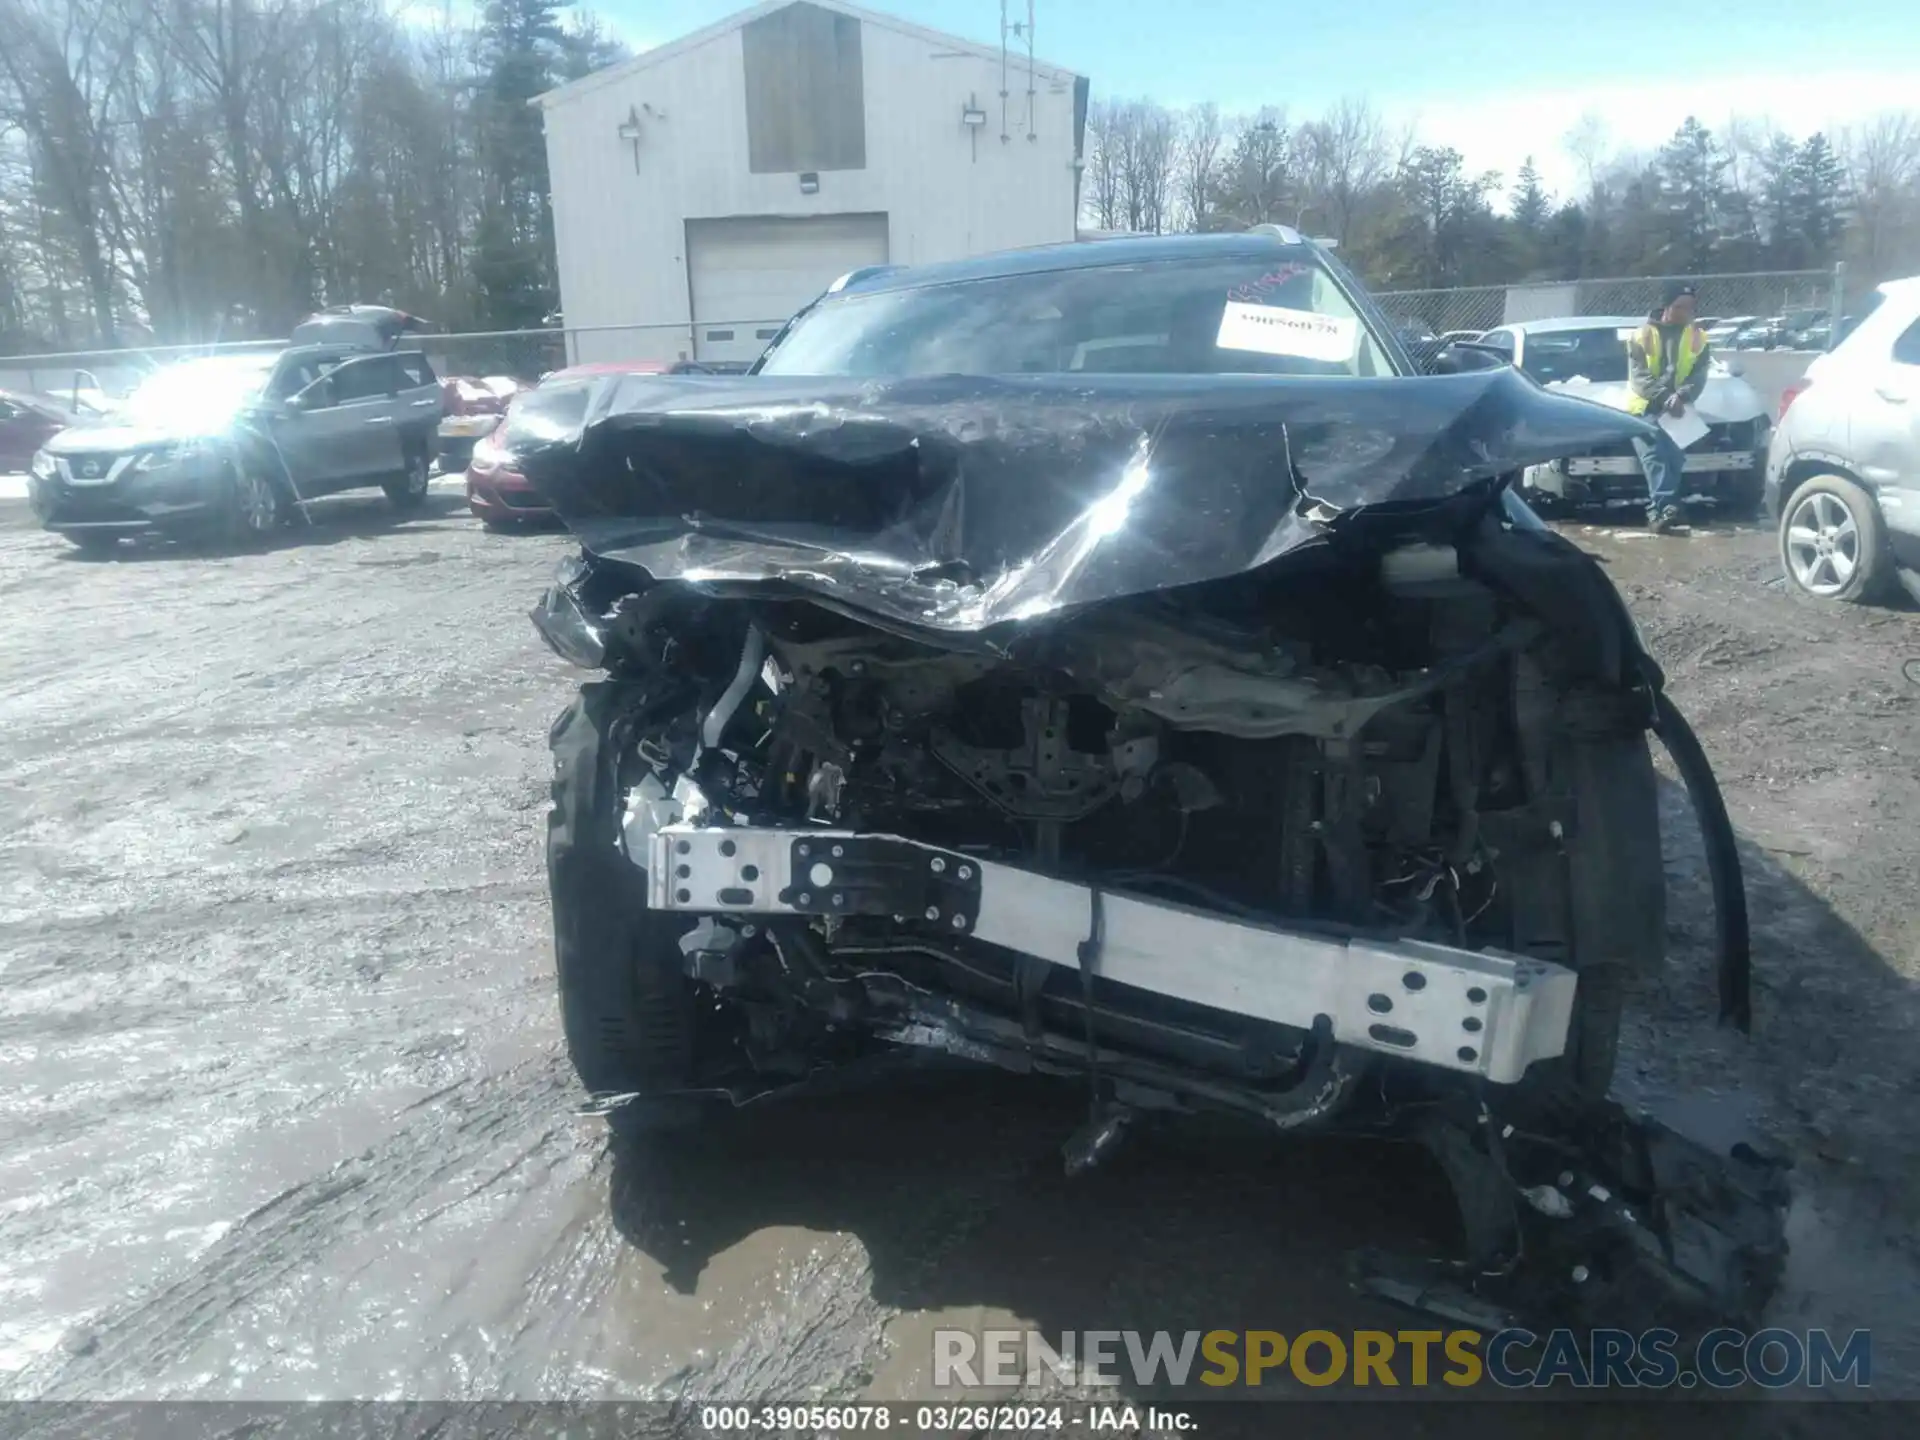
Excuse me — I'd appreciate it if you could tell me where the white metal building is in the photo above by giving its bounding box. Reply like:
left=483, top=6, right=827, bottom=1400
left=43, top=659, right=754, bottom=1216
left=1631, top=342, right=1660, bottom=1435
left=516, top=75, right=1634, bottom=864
left=534, top=0, right=1087, bottom=365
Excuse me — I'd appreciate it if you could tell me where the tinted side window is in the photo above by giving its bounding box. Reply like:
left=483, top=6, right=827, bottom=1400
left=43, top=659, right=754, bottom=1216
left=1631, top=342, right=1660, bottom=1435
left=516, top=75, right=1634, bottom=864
left=0, top=400, right=19, bottom=421
left=1892, top=319, right=1920, bottom=368
left=395, top=352, right=436, bottom=388
left=331, top=356, right=402, bottom=403
left=1479, top=331, right=1516, bottom=358
left=268, top=359, right=320, bottom=400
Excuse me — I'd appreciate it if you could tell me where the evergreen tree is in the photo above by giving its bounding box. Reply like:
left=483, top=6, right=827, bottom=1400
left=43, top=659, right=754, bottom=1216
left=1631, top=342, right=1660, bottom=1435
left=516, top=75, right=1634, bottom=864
left=1507, top=156, right=1551, bottom=276
left=1395, top=146, right=1503, bottom=286
left=1654, top=117, right=1729, bottom=273
left=1542, top=201, right=1588, bottom=280
left=474, top=0, right=568, bottom=328
left=1790, top=132, right=1848, bottom=266
left=1215, top=111, right=1290, bottom=227
left=1510, top=158, right=1550, bottom=232
left=560, top=11, right=631, bottom=83
left=1757, top=134, right=1802, bottom=267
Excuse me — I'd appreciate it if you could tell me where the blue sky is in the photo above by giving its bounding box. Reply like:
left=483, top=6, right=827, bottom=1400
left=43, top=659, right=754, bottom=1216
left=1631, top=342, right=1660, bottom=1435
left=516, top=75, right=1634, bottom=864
left=588, top=0, right=1920, bottom=197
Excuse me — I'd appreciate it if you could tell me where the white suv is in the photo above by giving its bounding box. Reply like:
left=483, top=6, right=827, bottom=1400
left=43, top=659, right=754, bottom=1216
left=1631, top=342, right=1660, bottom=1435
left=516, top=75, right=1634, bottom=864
left=1766, top=276, right=1920, bottom=602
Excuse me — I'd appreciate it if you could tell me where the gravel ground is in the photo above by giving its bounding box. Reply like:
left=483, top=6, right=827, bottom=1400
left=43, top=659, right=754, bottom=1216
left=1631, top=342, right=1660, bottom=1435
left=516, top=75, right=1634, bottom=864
left=0, top=489, right=1916, bottom=1422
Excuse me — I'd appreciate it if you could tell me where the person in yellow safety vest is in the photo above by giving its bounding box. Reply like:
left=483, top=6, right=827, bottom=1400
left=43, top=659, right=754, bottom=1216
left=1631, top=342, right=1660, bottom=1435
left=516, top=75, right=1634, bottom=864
left=1625, top=281, right=1713, bottom=534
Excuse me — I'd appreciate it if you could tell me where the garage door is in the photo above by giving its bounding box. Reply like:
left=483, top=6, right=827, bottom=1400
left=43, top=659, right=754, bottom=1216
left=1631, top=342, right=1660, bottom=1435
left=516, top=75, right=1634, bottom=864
left=686, top=214, right=889, bottom=363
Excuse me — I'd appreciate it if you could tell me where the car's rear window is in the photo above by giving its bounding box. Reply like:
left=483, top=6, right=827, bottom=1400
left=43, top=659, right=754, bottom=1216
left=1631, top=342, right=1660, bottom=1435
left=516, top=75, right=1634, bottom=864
left=757, top=255, right=1398, bottom=380
left=1519, top=328, right=1631, bottom=385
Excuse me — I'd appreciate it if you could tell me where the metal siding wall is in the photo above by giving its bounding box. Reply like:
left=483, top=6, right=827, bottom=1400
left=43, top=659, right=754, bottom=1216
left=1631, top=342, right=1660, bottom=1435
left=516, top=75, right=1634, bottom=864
left=542, top=18, right=1080, bottom=335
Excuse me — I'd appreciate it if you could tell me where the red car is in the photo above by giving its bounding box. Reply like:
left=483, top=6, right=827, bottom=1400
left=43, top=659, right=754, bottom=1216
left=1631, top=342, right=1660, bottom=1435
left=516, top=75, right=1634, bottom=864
left=0, top=389, right=71, bottom=472
left=437, top=374, right=529, bottom=471
left=464, top=419, right=552, bottom=527
left=468, top=361, right=684, bottom=527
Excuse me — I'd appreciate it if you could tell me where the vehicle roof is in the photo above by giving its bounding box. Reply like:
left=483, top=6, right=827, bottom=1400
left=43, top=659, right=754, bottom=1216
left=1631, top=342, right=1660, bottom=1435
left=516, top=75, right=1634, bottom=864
left=1497, top=316, right=1647, bottom=335
left=0, top=387, right=71, bottom=415
left=836, top=231, right=1316, bottom=297
left=148, top=350, right=282, bottom=372
left=278, top=343, right=404, bottom=362
left=545, top=361, right=671, bottom=382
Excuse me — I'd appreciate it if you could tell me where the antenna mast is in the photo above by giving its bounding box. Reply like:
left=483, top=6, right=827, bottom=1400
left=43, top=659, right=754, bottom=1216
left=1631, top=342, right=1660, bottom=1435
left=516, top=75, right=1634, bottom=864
left=998, top=0, right=1009, bottom=142
left=1026, top=0, right=1037, bottom=139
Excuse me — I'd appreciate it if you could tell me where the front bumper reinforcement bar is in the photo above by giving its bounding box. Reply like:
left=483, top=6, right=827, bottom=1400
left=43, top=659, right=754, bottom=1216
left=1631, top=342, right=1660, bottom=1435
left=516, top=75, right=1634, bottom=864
left=644, top=824, right=1576, bottom=1086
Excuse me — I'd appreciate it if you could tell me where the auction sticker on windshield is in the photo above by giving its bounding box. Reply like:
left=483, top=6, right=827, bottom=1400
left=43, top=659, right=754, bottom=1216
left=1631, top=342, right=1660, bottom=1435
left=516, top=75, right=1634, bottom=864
left=1215, top=302, right=1356, bottom=362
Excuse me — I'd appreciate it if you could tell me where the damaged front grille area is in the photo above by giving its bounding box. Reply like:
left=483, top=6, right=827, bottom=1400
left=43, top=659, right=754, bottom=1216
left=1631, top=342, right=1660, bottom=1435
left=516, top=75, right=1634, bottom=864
left=645, top=823, right=1576, bottom=1085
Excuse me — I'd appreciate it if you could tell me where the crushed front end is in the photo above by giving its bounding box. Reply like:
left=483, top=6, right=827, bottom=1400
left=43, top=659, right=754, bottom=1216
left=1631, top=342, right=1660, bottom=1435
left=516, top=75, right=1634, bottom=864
left=525, top=369, right=1789, bottom=1347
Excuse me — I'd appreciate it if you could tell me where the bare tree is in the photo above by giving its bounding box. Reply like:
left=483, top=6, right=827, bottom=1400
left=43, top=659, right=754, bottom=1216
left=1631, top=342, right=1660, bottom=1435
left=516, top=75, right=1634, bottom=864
left=0, top=0, right=146, bottom=343
left=1843, top=111, right=1920, bottom=282
left=1128, top=101, right=1176, bottom=234
left=1215, top=108, right=1289, bottom=227
left=1298, top=97, right=1390, bottom=245
left=1563, top=111, right=1611, bottom=204
left=1082, top=99, right=1123, bottom=231
left=1174, top=102, right=1223, bottom=231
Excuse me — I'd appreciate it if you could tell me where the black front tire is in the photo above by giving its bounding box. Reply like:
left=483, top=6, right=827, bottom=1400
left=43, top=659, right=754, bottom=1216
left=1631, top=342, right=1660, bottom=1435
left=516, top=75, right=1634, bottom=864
left=226, top=460, right=285, bottom=545
left=1717, top=476, right=1766, bottom=522
left=548, top=684, right=701, bottom=1110
left=384, top=447, right=432, bottom=510
left=65, top=531, right=121, bottom=557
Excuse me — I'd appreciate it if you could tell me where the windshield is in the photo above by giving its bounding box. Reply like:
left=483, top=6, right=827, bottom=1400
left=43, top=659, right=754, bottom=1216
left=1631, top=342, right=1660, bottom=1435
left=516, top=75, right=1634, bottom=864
left=1519, top=328, right=1632, bottom=385
left=757, top=254, right=1399, bottom=379
left=115, top=355, right=277, bottom=431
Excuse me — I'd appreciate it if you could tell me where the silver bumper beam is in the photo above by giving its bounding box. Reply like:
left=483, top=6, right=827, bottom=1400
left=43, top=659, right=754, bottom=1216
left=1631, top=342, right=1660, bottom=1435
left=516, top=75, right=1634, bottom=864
left=644, top=824, right=1575, bottom=1086
left=1565, top=451, right=1755, bottom=476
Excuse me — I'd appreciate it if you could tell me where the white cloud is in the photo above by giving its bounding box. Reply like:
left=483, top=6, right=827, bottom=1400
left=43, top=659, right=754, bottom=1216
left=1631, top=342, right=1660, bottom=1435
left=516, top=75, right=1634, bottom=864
left=1387, top=69, right=1917, bottom=205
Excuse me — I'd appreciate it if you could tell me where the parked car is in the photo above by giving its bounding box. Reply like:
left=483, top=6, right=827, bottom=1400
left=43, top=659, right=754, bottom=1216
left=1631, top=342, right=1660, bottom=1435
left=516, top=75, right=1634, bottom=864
left=28, top=307, right=442, bottom=554
left=1473, top=316, right=1771, bottom=515
left=464, top=419, right=547, bottom=527
left=1729, top=320, right=1782, bottom=350
left=0, top=388, right=71, bottom=472
left=515, top=229, right=1786, bottom=1341
left=1776, top=308, right=1830, bottom=350
left=1703, top=315, right=1757, bottom=347
left=467, top=361, right=693, bottom=526
left=1765, top=275, right=1920, bottom=603
left=670, top=359, right=755, bottom=375
left=437, top=375, right=528, bottom=471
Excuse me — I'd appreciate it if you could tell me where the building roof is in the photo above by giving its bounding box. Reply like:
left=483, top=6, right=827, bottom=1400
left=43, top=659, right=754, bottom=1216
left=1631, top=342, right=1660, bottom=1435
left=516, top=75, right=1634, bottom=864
left=834, top=230, right=1317, bottom=296
left=534, top=0, right=1079, bottom=112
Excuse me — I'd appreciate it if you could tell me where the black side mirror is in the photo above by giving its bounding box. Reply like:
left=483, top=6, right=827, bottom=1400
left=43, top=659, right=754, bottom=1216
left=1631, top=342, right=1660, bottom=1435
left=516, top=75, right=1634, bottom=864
left=1426, top=341, right=1511, bottom=375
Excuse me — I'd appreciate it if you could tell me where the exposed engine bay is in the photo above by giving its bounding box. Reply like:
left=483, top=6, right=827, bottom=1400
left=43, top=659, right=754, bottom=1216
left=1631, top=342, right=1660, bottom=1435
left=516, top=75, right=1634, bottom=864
left=608, top=546, right=1617, bottom=1109
left=523, top=369, right=1788, bottom=1352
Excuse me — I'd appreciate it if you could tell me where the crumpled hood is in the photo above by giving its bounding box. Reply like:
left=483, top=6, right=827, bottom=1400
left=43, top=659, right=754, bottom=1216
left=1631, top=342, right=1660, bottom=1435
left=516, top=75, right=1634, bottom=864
left=1543, top=368, right=1767, bottom=425
left=508, top=368, right=1658, bottom=632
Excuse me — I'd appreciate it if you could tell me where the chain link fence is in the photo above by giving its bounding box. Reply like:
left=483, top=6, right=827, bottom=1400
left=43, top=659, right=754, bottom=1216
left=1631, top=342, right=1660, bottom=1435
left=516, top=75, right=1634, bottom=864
left=0, top=319, right=790, bottom=405
left=0, top=265, right=1854, bottom=404
left=1372, top=266, right=1847, bottom=349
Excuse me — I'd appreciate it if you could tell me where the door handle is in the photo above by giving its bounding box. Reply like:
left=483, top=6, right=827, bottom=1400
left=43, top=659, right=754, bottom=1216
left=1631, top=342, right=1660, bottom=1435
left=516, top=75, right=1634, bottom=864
left=410, top=398, right=437, bottom=407
left=1875, top=386, right=1910, bottom=404
left=364, top=415, right=395, bottom=424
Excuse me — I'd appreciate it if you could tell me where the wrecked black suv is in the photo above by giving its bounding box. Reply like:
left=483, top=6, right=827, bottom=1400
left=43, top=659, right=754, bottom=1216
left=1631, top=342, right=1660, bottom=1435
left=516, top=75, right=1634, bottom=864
left=518, top=231, right=1788, bottom=1342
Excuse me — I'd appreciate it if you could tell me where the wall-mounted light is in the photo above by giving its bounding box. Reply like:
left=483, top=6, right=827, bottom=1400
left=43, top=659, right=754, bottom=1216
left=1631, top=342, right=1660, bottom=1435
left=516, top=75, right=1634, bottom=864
left=616, top=105, right=644, bottom=174
left=798, top=172, right=820, bottom=194
left=961, top=106, right=988, bottom=128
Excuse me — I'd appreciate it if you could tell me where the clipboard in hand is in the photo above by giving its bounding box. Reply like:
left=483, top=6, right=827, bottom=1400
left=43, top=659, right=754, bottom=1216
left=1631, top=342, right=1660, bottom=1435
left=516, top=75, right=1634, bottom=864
left=1659, top=406, right=1710, bottom=449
